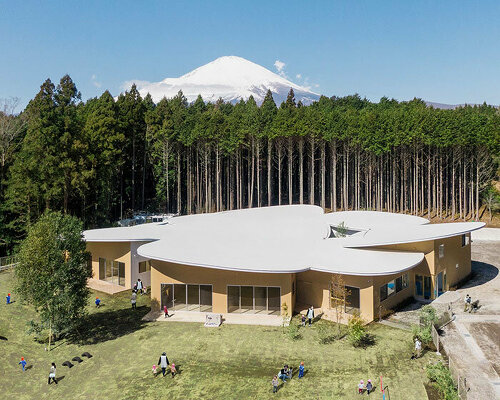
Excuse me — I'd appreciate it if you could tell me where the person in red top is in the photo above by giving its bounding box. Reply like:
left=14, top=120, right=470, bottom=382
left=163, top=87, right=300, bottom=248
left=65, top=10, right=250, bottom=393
left=163, top=305, right=169, bottom=318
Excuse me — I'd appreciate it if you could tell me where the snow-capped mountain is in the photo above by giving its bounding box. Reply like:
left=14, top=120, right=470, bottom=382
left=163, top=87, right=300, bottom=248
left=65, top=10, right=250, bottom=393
left=123, top=56, right=320, bottom=105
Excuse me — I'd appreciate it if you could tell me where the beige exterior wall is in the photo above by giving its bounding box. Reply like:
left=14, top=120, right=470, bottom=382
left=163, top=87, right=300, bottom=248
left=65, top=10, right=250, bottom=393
left=296, top=270, right=374, bottom=323
left=150, top=260, right=294, bottom=315
left=86, top=242, right=132, bottom=289
left=434, top=233, right=471, bottom=289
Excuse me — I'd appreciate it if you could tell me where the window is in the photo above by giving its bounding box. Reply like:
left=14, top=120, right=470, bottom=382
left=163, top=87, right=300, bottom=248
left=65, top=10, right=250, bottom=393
left=345, top=286, right=360, bottom=314
left=161, top=283, right=212, bottom=312
left=461, top=234, right=469, bottom=247
left=380, top=284, right=388, bottom=301
left=387, top=280, right=396, bottom=297
left=138, top=260, right=151, bottom=273
left=380, top=272, right=409, bottom=302
left=395, top=277, right=403, bottom=293
left=402, top=273, right=409, bottom=289
left=98, top=257, right=125, bottom=286
left=439, top=244, right=444, bottom=258
left=227, top=285, right=281, bottom=315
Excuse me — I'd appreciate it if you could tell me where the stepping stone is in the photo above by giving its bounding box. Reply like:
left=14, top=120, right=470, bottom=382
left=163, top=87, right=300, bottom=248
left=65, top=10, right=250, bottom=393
left=62, top=361, right=74, bottom=368
left=81, top=352, right=93, bottom=358
left=72, top=356, right=83, bottom=363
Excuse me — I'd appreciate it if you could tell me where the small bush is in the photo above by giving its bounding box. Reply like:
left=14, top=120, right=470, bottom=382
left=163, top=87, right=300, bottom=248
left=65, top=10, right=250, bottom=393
left=347, top=313, right=374, bottom=347
left=426, top=362, right=459, bottom=400
left=412, top=324, right=433, bottom=345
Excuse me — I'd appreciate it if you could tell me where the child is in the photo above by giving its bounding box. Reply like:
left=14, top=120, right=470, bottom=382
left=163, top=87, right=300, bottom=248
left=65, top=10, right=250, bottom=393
left=170, top=362, right=177, bottom=378
left=95, top=297, right=101, bottom=308
left=19, top=357, right=27, bottom=372
left=366, top=379, right=373, bottom=394
left=272, top=375, right=279, bottom=393
left=6, top=293, right=11, bottom=305
left=152, top=364, right=157, bottom=376
left=301, top=314, right=306, bottom=326
left=298, top=361, right=305, bottom=378
left=358, top=379, right=364, bottom=394
left=164, top=305, right=169, bottom=318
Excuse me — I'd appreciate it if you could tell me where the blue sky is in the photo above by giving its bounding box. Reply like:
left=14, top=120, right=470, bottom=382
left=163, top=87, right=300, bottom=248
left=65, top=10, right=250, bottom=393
left=1, top=0, right=499, bottom=110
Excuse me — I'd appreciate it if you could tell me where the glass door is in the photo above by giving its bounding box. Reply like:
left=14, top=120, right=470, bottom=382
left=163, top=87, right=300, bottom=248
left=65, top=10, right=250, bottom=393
left=173, top=284, right=187, bottom=310
left=187, top=284, right=200, bottom=311
left=240, top=286, right=254, bottom=313
left=227, top=286, right=240, bottom=313
left=254, top=287, right=267, bottom=313
left=435, top=272, right=444, bottom=298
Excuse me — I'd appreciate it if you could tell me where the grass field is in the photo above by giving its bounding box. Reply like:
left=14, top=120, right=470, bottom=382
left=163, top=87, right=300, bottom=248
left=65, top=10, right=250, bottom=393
left=0, top=269, right=435, bottom=399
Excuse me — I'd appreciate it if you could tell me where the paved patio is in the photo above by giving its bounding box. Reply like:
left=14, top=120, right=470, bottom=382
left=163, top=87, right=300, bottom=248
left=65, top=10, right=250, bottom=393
left=148, top=310, right=283, bottom=326
left=87, top=278, right=129, bottom=294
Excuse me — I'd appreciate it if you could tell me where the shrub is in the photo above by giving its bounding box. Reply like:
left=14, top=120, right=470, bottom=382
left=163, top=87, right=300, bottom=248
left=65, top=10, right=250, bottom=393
left=347, top=312, right=374, bottom=347
left=426, top=362, right=459, bottom=400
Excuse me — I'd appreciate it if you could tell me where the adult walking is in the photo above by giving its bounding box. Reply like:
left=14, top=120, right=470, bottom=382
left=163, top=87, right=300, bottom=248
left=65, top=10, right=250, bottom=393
left=131, top=291, right=137, bottom=309
left=48, top=363, right=57, bottom=384
left=158, top=352, right=170, bottom=377
left=137, top=279, right=144, bottom=295
left=307, top=306, right=315, bottom=326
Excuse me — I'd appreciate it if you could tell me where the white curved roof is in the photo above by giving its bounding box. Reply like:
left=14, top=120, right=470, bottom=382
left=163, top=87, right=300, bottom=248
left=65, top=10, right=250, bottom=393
left=83, top=205, right=484, bottom=276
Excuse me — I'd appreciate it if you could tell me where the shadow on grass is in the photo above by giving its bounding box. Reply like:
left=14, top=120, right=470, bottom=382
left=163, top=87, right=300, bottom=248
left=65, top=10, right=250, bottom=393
left=66, top=305, right=150, bottom=345
left=0, top=335, right=7, bottom=341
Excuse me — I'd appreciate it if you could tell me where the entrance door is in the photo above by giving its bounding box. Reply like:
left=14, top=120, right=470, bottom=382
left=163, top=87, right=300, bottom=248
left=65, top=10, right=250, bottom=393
left=435, top=272, right=445, bottom=298
left=415, top=274, right=432, bottom=300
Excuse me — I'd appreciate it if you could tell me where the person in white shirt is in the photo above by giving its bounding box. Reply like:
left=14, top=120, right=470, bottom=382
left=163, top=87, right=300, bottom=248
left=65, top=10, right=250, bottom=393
left=158, top=352, right=170, bottom=377
left=307, top=306, right=315, bottom=327
left=414, top=338, right=422, bottom=358
left=48, top=363, right=57, bottom=384
left=464, top=294, right=471, bottom=312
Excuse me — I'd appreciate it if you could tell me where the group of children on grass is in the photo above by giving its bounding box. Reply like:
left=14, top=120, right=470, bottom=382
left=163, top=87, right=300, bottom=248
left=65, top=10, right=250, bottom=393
left=358, top=379, right=374, bottom=395
left=271, top=362, right=306, bottom=393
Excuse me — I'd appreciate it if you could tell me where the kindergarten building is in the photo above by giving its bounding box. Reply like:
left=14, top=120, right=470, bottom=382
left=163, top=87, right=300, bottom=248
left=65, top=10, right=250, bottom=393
left=83, top=205, right=483, bottom=323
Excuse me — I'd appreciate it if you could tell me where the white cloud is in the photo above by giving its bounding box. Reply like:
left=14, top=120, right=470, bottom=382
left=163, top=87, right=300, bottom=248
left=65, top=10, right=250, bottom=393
left=274, top=60, right=285, bottom=72
left=273, top=60, right=288, bottom=78
left=91, top=74, right=102, bottom=88
left=296, top=73, right=302, bottom=79
left=314, top=84, right=320, bottom=88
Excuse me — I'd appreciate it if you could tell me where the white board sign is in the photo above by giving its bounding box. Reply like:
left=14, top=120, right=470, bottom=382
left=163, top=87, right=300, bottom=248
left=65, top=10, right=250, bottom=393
left=205, top=313, right=222, bottom=327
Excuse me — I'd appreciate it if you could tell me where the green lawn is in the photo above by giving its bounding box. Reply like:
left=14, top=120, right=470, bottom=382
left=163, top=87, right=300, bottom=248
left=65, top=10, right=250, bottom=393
left=0, top=270, right=434, bottom=399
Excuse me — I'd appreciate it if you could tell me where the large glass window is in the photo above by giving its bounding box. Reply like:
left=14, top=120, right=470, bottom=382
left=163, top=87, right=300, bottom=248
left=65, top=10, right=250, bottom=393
left=138, top=260, right=151, bottom=273
left=345, top=286, right=360, bottom=314
left=227, top=286, right=281, bottom=315
left=98, top=257, right=125, bottom=286
left=161, top=283, right=212, bottom=312
left=380, top=284, right=388, bottom=301
left=187, top=284, right=200, bottom=311
left=173, top=284, right=187, bottom=311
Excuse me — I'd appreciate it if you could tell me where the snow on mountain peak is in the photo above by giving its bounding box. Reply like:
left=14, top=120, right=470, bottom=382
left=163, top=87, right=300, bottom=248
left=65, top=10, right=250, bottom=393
left=123, top=56, right=320, bottom=105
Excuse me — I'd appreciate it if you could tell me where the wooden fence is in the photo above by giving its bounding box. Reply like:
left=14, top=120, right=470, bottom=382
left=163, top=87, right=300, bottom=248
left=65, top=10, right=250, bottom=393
left=0, top=255, right=19, bottom=271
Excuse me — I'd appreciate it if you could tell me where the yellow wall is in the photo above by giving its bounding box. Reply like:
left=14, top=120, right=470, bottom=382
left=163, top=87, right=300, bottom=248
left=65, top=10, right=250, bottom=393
left=295, top=270, right=374, bottom=322
left=86, top=242, right=132, bottom=289
left=434, top=234, right=471, bottom=289
left=150, top=260, right=294, bottom=315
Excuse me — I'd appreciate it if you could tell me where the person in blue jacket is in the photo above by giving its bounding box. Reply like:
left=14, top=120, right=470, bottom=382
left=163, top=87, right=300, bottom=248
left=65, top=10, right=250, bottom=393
left=19, top=357, right=27, bottom=371
left=95, top=297, right=101, bottom=308
left=6, top=293, right=11, bottom=304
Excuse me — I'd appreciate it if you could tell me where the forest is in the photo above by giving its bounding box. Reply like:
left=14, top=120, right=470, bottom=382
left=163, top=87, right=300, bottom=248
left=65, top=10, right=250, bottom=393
left=0, top=75, right=499, bottom=256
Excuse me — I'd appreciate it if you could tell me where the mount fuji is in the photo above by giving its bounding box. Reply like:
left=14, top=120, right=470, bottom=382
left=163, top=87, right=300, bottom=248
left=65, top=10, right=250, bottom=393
left=123, top=56, right=321, bottom=105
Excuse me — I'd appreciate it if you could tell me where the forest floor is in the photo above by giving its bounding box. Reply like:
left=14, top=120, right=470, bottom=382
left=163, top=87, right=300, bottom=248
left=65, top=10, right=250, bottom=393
left=0, top=269, right=437, bottom=400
